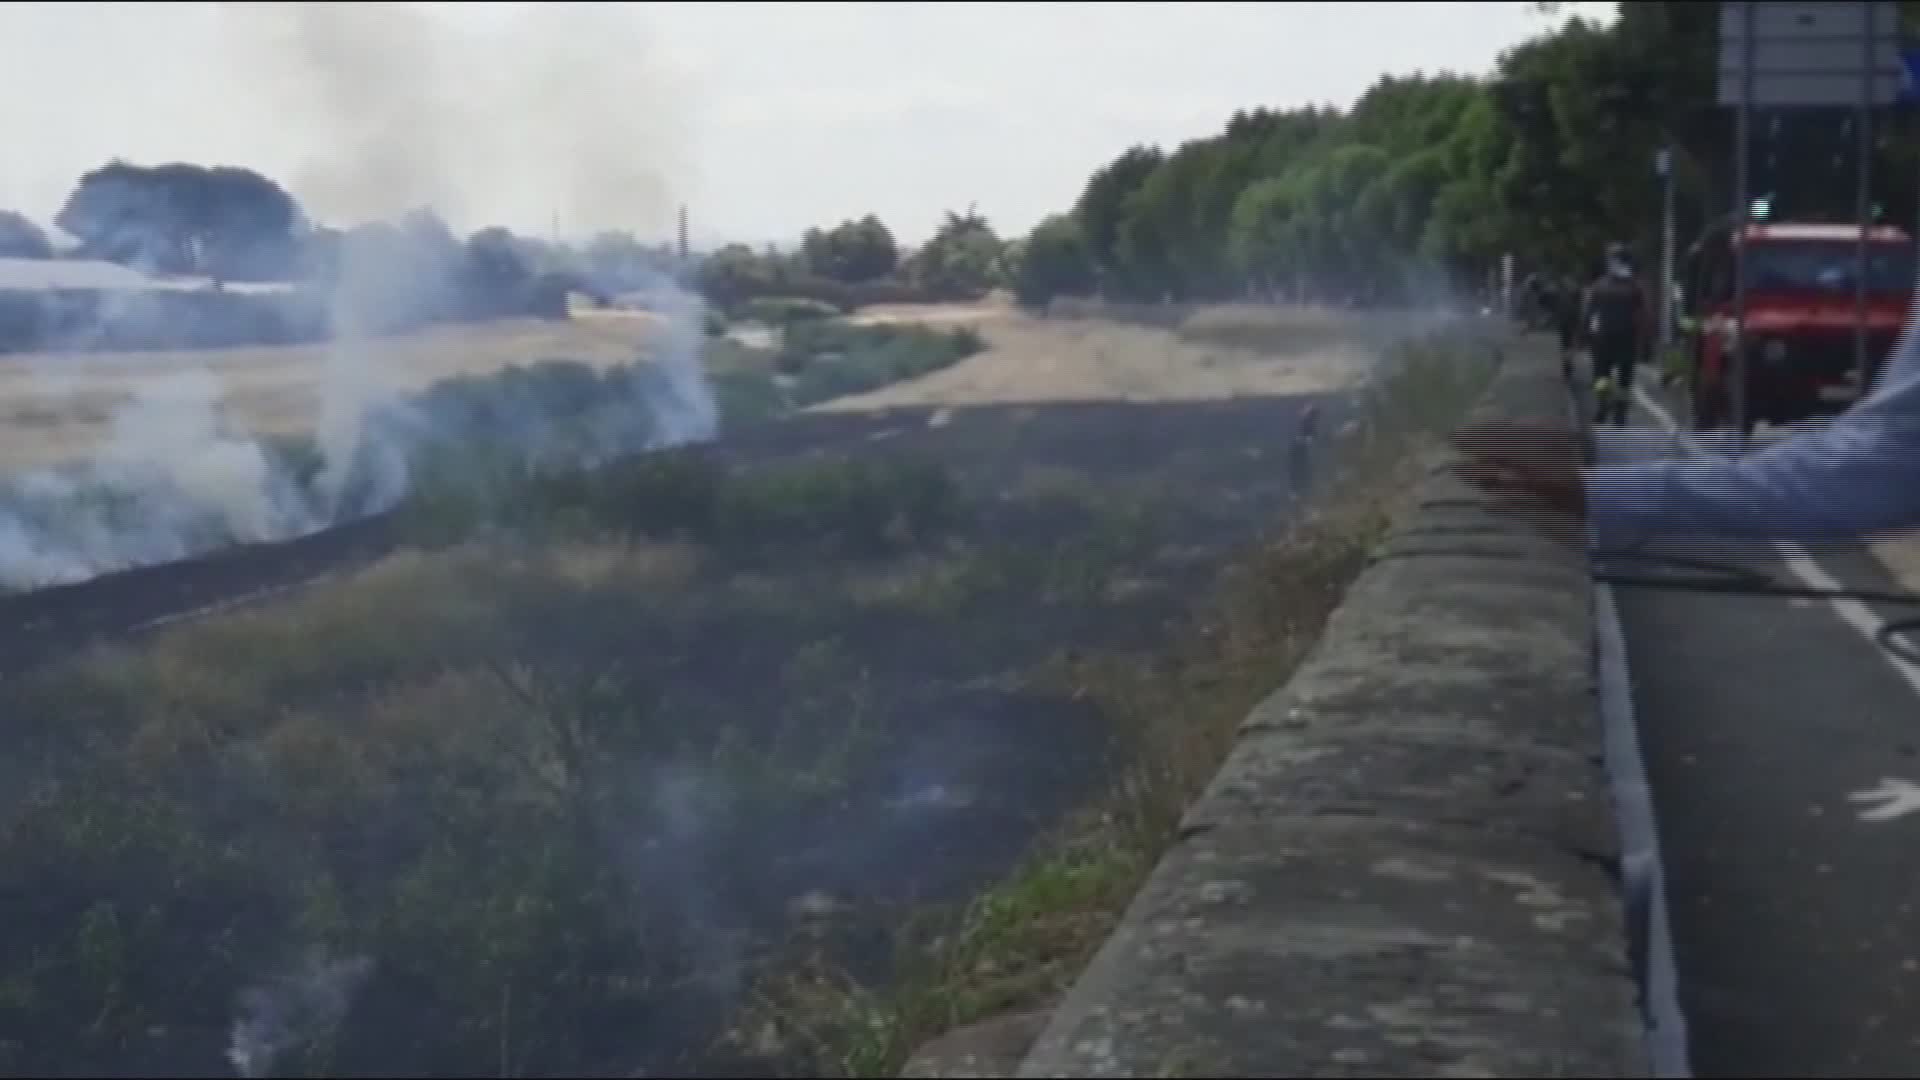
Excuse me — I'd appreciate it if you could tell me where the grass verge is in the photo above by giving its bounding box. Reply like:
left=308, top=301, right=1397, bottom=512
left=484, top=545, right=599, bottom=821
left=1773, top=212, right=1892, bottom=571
left=737, top=322, right=1505, bottom=1078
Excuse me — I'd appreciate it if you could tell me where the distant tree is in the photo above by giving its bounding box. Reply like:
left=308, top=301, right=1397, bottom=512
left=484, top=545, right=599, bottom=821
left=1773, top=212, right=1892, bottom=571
left=1072, top=146, right=1162, bottom=296
left=1011, top=214, right=1095, bottom=309
left=583, top=230, right=669, bottom=293
left=905, top=206, right=1004, bottom=298
left=55, top=160, right=304, bottom=280
left=323, top=209, right=472, bottom=333
left=398, top=209, right=463, bottom=275
left=0, top=210, right=52, bottom=259
left=695, top=242, right=779, bottom=309
left=1014, top=2, right=1814, bottom=306
left=461, top=226, right=535, bottom=317
left=800, top=215, right=900, bottom=283
left=299, top=226, right=345, bottom=284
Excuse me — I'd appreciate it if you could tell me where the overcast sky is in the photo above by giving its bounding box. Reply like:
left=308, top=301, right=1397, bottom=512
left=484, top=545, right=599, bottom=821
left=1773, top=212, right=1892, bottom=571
left=0, top=1, right=1612, bottom=248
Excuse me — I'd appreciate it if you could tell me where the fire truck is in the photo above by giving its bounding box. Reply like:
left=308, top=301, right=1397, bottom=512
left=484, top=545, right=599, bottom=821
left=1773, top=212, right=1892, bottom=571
left=1680, top=218, right=1916, bottom=432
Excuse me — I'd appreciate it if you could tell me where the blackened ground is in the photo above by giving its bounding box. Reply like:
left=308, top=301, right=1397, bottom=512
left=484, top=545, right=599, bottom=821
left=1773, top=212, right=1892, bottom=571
left=0, top=395, right=1353, bottom=675
left=0, top=389, right=1364, bottom=1079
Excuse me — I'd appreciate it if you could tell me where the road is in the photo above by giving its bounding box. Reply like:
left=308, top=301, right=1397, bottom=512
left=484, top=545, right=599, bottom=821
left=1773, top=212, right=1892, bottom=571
left=1602, top=382, right=1920, bottom=1077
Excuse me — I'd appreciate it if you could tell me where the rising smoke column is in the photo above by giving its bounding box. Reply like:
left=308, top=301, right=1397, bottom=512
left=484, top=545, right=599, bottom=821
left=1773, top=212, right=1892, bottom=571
left=0, top=3, right=710, bottom=589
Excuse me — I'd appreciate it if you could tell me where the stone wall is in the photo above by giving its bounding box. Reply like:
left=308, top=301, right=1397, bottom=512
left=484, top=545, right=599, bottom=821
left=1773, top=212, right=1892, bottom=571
left=1014, top=340, right=1649, bottom=1077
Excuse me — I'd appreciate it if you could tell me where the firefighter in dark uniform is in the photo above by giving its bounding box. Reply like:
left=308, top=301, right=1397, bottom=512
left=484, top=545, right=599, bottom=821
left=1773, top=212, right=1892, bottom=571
left=1581, top=243, right=1653, bottom=427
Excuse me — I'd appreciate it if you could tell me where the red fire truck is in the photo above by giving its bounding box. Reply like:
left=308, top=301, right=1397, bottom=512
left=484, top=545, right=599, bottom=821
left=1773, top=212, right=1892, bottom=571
left=1681, top=219, right=1915, bottom=432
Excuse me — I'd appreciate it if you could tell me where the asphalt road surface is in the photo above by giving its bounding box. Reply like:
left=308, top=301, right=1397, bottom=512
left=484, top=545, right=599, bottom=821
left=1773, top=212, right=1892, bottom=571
left=1602, top=383, right=1920, bottom=1077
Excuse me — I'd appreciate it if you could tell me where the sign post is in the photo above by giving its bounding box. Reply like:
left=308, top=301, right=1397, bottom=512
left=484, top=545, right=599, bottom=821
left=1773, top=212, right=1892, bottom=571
left=1716, top=1, right=1902, bottom=444
left=1898, top=48, right=1920, bottom=367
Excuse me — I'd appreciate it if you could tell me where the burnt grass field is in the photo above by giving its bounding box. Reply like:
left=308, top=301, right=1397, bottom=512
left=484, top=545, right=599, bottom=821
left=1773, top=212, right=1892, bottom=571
left=0, top=319, right=1503, bottom=1078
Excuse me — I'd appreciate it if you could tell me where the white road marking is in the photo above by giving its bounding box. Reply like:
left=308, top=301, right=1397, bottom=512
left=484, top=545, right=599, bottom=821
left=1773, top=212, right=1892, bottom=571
left=1631, top=388, right=1920, bottom=698
left=1848, top=777, right=1920, bottom=822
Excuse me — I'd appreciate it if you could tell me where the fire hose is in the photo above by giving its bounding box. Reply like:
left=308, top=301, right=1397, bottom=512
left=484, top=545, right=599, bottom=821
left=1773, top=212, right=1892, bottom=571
left=1591, top=548, right=1920, bottom=665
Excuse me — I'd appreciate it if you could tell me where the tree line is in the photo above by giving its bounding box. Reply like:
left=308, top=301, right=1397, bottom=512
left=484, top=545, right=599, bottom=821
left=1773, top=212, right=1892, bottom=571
left=701, top=2, right=1918, bottom=316
left=1011, top=2, right=1920, bottom=311
left=0, top=162, right=689, bottom=326
left=17, top=2, right=1920, bottom=324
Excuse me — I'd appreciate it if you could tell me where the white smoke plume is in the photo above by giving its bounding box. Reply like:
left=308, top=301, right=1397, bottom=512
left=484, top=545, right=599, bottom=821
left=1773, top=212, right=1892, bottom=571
left=0, top=3, right=715, bottom=590
left=216, top=1, right=689, bottom=239
left=226, top=950, right=375, bottom=1079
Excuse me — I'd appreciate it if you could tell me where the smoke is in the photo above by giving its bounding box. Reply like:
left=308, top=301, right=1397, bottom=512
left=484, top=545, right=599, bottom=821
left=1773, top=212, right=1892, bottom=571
left=216, top=2, right=687, bottom=239
left=0, top=3, right=715, bottom=590
left=226, top=950, right=375, bottom=1079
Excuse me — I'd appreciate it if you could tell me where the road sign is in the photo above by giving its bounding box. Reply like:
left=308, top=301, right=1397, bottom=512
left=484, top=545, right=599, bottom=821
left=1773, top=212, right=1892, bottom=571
left=1718, top=1, right=1904, bottom=108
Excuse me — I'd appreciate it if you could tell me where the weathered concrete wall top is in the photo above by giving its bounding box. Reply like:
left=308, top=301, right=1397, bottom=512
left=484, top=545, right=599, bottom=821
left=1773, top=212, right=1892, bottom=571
left=1015, top=339, right=1648, bottom=1078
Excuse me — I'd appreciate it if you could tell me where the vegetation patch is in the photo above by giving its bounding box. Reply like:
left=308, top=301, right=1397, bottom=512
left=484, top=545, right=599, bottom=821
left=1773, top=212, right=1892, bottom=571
left=0, top=310, right=981, bottom=592
left=0, top=308, right=1501, bottom=1077
left=708, top=316, right=985, bottom=425
left=736, top=326, right=1502, bottom=1078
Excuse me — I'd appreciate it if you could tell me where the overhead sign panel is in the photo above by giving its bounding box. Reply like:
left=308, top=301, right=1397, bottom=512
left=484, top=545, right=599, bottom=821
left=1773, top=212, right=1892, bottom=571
left=1718, top=1, right=1904, bottom=107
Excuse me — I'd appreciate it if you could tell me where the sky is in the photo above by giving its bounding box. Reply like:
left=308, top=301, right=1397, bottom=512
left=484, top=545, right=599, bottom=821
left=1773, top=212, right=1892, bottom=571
left=0, top=1, right=1614, bottom=249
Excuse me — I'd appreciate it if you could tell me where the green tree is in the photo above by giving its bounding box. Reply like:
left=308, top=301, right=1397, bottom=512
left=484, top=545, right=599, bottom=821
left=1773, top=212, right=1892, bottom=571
left=56, top=160, right=304, bottom=280
left=800, top=215, right=900, bottom=283
left=905, top=206, right=1005, bottom=299
left=1011, top=214, right=1096, bottom=309
left=1072, top=146, right=1163, bottom=297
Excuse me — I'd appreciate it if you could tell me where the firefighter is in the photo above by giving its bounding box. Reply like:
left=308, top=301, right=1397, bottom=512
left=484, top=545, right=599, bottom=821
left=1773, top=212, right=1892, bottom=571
left=1581, top=243, right=1654, bottom=428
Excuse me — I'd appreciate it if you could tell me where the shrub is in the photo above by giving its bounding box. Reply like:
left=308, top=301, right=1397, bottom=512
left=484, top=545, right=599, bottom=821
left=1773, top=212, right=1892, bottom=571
left=745, top=296, right=844, bottom=325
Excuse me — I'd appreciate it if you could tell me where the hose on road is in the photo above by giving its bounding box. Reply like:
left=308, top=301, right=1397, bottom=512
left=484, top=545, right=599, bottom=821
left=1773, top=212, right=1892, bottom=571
left=1592, top=550, right=1920, bottom=665
left=1570, top=370, right=1920, bottom=666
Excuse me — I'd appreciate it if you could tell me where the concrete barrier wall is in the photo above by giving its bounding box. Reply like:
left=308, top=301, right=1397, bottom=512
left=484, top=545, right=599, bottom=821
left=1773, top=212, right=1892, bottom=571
left=1016, top=340, right=1649, bottom=1078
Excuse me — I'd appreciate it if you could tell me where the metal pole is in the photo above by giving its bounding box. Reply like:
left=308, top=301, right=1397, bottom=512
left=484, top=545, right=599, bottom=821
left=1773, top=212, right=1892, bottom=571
left=1853, top=7, right=1876, bottom=400
left=1733, top=0, right=1754, bottom=447
left=1659, top=148, right=1677, bottom=358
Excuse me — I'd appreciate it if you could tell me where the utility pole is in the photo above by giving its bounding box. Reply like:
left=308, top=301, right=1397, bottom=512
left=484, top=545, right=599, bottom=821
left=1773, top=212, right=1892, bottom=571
left=677, top=204, right=689, bottom=262
left=1657, top=146, right=1677, bottom=360
left=1853, top=15, right=1876, bottom=397
left=1732, top=0, right=1754, bottom=447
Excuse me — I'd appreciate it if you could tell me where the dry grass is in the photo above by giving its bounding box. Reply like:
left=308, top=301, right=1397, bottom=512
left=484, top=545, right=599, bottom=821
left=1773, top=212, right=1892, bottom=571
left=811, top=303, right=1420, bottom=413
left=0, top=315, right=674, bottom=472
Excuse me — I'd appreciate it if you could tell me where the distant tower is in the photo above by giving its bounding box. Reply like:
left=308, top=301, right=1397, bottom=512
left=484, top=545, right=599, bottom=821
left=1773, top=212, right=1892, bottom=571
left=676, top=205, right=689, bottom=261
